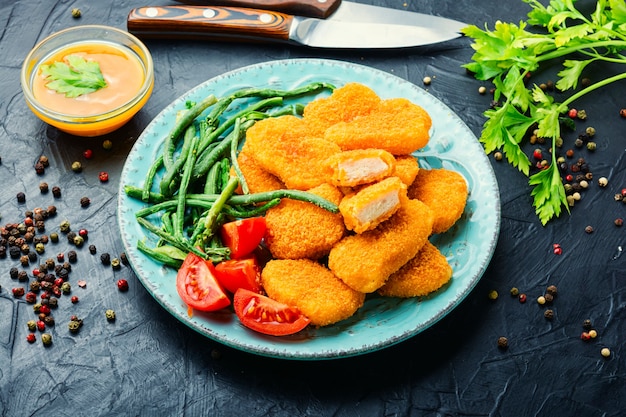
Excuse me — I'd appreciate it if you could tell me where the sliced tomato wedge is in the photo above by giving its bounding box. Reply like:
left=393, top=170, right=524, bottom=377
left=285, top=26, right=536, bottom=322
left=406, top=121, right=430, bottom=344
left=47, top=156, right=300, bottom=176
left=220, top=217, right=266, bottom=259
left=176, top=252, right=230, bottom=312
left=215, top=256, right=262, bottom=294
left=233, top=289, right=310, bottom=336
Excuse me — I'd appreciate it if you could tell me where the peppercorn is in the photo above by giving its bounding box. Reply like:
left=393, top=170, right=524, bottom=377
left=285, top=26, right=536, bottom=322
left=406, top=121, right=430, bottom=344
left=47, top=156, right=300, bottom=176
left=620, top=108, right=626, bottom=118
left=17, top=270, right=28, bottom=281
left=25, top=291, right=37, bottom=303
left=16, top=192, right=26, bottom=203
left=71, top=161, right=82, bottom=173
left=497, top=336, right=508, bottom=350
left=73, top=235, right=84, bottom=247
left=615, top=218, right=624, bottom=227
left=80, top=197, right=91, bottom=207
left=43, top=315, right=55, bottom=326
left=423, top=76, right=432, bottom=85
left=586, top=141, right=597, bottom=151
left=117, top=279, right=129, bottom=292
left=41, top=333, right=52, bottom=346
left=100, top=252, right=111, bottom=265
left=98, top=171, right=109, bottom=182
left=26, top=333, right=36, bottom=344
left=598, top=177, right=609, bottom=187
left=494, top=151, right=503, bottom=161
left=68, top=320, right=81, bottom=333
left=67, top=250, right=77, bottom=263
left=544, top=309, right=554, bottom=320
left=589, top=329, right=598, bottom=338
left=581, top=332, right=591, bottom=341
left=577, top=109, right=587, bottom=120
left=9, top=267, right=18, bottom=279
left=71, top=295, right=79, bottom=304
left=51, top=186, right=61, bottom=198
left=34, top=162, right=45, bottom=175
left=105, top=309, right=116, bottom=321
left=537, top=295, right=546, bottom=305
left=518, top=293, right=527, bottom=303
left=478, top=86, right=487, bottom=94
left=12, top=287, right=25, bottom=297
left=27, top=320, right=37, bottom=331
left=35, top=243, right=45, bottom=254
left=89, top=244, right=97, bottom=254
left=102, top=139, right=113, bottom=150
left=61, top=282, right=71, bottom=294
left=71, top=8, right=81, bottom=18
left=583, top=319, right=592, bottom=329
left=111, top=258, right=121, bottom=270
left=48, top=297, right=58, bottom=308
left=543, top=293, right=554, bottom=304
left=601, top=347, right=611, bottom=358
left=59, top=220, right=70, bottom=233
left=36, top=320, right=46, bottom=332
left=120, top=252, right=129, bottom=265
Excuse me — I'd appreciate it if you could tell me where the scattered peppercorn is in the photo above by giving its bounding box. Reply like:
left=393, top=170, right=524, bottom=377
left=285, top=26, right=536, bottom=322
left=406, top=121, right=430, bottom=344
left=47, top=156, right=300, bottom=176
left=71, top=161, right=82, bottom=173
left=583, top=319, right=592, bottom=330
left=518, top=293, right=527, bottom=303
left=67, top=250, right=77, bottom=263
left=543, top=293, right=554, bottom=304
left=41, top=333, right=52, bottom=346
left=88, top=244, right=97, bottom=254
left=26, top=333, right=36, bottom=344
left=601, top=347, right=611, bottom=358
left=537, top=295, right=546, bottom=305
left=98, top=171, right=109, bottom=182
left=615, top=218, right=623, bottom=227
left=581, top=332, right=591, bottom=341
left=598, top=177, right=609, bottom=187
left=105, top=309, right=116, bottom=321
left=16, top=192, right=26, bottom=203
left=102, top=140, right=113, bottom=150
left=52, top=186, right=61, bottom=198
left=12, top=287, right=25, bottom=297
left=588, top=329, right=598, bottom=338
left=546, top=285, right=558, bottom=297
left=83, top=149, right=93, bottom=159
left=120, top=252, right=129, bottom=266
left=68, top=320, right=82, bottom=333
left=497, top=336, right=508, bottom=350
left=544, top=309, right=554, bottom=320
left=117, top=279, right=129, bottom=292
left=71, top=295, right=79, bottom=304
left=620, top=108, right=626, bottom=118
left=494, top=151, right=503, bottom=161
left=80, top=197, right=90, bottom=208
left=111, top=258, right=121, bottom=270
left=422, top=76, right=432, bottom=85
left=100, top=252, right=111, bottom=265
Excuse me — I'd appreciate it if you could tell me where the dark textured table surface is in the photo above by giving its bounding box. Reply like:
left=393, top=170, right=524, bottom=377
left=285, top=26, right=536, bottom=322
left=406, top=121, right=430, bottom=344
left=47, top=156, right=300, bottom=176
left=1, top=0, right=625, bottom=416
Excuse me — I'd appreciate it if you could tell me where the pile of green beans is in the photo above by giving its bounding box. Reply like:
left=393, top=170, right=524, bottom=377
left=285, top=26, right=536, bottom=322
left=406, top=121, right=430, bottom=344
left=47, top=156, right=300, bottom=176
left=125, top=82, right=339, bottom=268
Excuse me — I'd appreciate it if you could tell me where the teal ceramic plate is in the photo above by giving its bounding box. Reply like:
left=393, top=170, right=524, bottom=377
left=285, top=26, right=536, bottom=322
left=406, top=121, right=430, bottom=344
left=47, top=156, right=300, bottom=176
left=118, top=59, right=501, bottom=360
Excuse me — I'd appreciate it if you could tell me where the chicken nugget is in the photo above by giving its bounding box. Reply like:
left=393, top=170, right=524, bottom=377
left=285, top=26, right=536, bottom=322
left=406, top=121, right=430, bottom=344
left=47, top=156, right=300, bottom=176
left=324, top=98, right=432, bottom=155
left=262, top=259, right=365, bottom=327
left=325, top=148, right=396, bottom=188
left=407, top=168, right=468, bottom=234
left=232, top=148, right=284, bottom=194
left=378, top=241, right=452, bottom=298
left=328, top=199, right=434, bottom=293
left=339, top=176, right=407, bottom=234
left=245, top=115, right=341, bottom=190
left=265, top=183, right=345, bottom=260
left=303, top=83, right=382, bottom=136
left=394, top=155, right=420, bottom=186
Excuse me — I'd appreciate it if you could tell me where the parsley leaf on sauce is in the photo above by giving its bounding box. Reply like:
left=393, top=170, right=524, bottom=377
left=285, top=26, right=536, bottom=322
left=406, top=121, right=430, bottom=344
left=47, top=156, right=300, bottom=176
left=40, top=55, right=107, bottom=98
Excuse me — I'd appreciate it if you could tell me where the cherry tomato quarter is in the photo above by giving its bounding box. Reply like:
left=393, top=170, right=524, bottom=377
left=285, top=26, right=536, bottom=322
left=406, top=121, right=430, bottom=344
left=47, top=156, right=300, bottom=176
left=220, top=217, right=266, bottom=259
left=176, top=252, right=230, bottom=312
left=215, top=256, right=262, bottom=294
left=233, top=289, right=310, bottom=336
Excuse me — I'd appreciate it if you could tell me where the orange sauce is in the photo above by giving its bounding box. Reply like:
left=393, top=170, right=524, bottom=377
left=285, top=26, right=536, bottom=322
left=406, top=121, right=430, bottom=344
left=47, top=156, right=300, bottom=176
left=33, top=42, right=145, bottom=117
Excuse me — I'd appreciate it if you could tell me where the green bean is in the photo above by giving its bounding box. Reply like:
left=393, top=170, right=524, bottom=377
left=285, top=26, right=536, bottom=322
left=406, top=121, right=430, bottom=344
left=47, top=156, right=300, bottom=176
left=174, top=134, right=200, bottom=240
left=229, top=82, right=335, bottom=100
left=137, top=240, right=183, bottom=269
left=229, top=118, right=249, bottom=195
left=200, top=177, right=240, bottom=245
left=160, top=123, right=197, bottom=196
left=223, top=198, right=281, bottom=217
left=142, top=154, right=163, bottom=202
left=163, top=94, right=217, bottom=171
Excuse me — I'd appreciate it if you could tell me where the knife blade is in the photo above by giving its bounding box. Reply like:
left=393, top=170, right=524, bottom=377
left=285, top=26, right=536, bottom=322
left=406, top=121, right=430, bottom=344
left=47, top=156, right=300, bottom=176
left=175, top=0, right=343, bottom=19
left=127, top=5, right=466, bottom=49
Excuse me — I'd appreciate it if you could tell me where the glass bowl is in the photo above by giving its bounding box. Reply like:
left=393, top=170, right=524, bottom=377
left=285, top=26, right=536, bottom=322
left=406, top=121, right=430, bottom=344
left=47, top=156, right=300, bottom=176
left=20, top=25, right=154, bottom=137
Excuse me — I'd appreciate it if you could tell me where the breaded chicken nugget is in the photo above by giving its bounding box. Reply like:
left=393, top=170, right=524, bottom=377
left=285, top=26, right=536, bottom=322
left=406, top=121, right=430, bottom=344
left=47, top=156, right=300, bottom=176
left=262, top=259, right=365, bottom=327
left=324, top=98, right=432, bottom=155
left=378, top=241, right=452, bottom=298
left=339, top=176, right=407, bottom=234
left=265, top=183, right=345, bottom=260
left=233, top=148, right=284, bottom=194
left=303, top=83, right=381, bottom=136
left=407, top=168, right=468, bottom=234
left=328, top=199, right=434, bottom=293
left=325, top=148, right=397, bottom=187
left=394, top=155, right=420, bottom=186
left=245, top=115, right=341, bottom=190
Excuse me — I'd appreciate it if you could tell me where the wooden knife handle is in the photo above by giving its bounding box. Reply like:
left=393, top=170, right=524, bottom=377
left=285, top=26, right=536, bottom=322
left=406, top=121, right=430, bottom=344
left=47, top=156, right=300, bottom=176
left=127, top=6, right=293, bottom=42
left=176, top=0, right=341, bottom=19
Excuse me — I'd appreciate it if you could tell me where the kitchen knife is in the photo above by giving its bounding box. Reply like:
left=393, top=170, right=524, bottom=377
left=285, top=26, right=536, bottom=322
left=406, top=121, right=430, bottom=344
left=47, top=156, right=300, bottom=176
left=175, top=0, right=343, bottom=19
left=127, top=4, right=466, bottom=48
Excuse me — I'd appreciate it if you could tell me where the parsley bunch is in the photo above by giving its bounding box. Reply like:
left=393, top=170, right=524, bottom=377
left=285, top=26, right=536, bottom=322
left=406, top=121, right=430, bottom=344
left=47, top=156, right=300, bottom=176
left=463, top=0, right=626, bottom=224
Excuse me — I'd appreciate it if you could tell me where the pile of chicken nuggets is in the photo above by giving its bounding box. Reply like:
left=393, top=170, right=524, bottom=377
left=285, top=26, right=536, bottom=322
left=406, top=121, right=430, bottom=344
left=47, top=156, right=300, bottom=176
left=238, top=83, right=468, bottom=328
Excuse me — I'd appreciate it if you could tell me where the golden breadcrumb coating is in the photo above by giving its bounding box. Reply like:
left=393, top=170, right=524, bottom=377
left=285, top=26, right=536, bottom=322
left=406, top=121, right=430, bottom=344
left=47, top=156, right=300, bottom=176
left=244, top=115, right=341, bottom=190
left=262, top=259, right=365, bottom=327
left=339, top=176, right=407, bottom=234
left=325, top=148, right=397, bottom=187
left=328, top=199, right=434, bottom=293
left=233, top=148, right=284, bottom=194
left=303, top=83, right=381, bottom=136
left=394, top=155, right=420, bottom=186
left=378, top=241, right=452, bottom=298
left=324, top=98, right=432, bottom=155
left=407, top=168, right=468, bottom=234
left=264, top=183, right=345, bottom=260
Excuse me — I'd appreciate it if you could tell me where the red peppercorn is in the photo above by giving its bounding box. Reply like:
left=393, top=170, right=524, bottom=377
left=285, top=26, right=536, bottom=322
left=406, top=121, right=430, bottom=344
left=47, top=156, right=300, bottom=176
left=533, top=149, right=543, bottom=160
left=36, top=320, right=45, bottom=331
left=117, top=279, right=129, bottom=292
left=519, top=294, right=527, bottom=303
left=620, top=109, right=626, bottom=118
left=24, top=217, right=33, bottom=227
left=54, top=277, right=64, bottom=287
left=78, top=228, right=88, bottom=238
left=581, top=331, right=592, bottom=341
left=565, top=174, right=573, bottom=182
left=553, top=243, right=563, bottom=255
left=39, top=304, right=51, bottom=315
left=71, top=295, right=79, bottom=304
left=83, top=149, right=93, bottom=159
left=32, top=268, right=40, bottom=276
left=98, top=171, right=109, bottom=183
left=12, top=287, right=25, bottom=297
left=26, top=333, right=36, bottom=343
left=25, top=292, right=37, bottom=303
left=568, top=108, right=578, bottom=118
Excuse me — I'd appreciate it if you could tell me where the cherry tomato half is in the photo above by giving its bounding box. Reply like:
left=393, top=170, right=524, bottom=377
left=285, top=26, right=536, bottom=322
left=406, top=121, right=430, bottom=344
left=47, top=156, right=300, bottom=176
left=233, top=289, right=310, bottom=336
left=176, top=252, right=230, bottom=312
left=214, top=256, right=262, bottom=294
left=220, top=217, right=266, bottom=259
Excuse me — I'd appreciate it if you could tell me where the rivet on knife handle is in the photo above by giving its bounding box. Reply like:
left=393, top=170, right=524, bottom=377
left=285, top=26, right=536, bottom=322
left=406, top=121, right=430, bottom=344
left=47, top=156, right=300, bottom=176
left=127, top=6, right=292, bottom=42
left=175, top=0, right=341, bottom=19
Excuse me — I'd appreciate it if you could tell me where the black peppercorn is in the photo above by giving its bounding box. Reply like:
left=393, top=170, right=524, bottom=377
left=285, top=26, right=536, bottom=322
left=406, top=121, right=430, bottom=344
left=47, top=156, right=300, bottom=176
left=39, top=182, right=49, bottom=193
left=497, top=337, right=509, bottom=349
left=16, top=192, right=26, bottom=203
left=34, top=162, right=45, bottom=175
left=546, top=285, right=558, bottom=297
left=9, top=246, right=21, bottom=259
left=89, top=244, right=97, bottom=254
left=51, top=186, right=61, bottom=198
left=47, top=205, right=57, bottom=216
left=544, top=309, right=554, bottom=320
left=80, top=197, right=90, bottom=207
left=120, top=252, right=128, bottom=265
left=583, top=319, right=592, bottom=330
left=100, top=252, right=111, bottom=265
left=9, top=267, right=18, bottom=279
left=17, top=271, right=28, bottom=281
left=67, top=250, right=77, bottom=263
